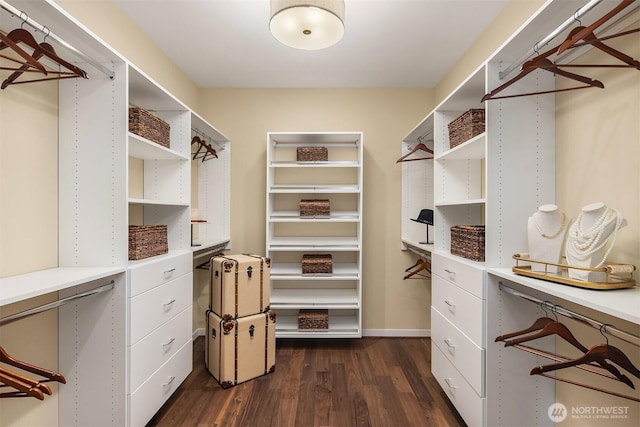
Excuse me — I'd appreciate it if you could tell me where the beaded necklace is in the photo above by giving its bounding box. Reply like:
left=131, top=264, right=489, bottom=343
left=565, top=207, right=621, bottom=268
left=532, top=212, right=566, bottom=239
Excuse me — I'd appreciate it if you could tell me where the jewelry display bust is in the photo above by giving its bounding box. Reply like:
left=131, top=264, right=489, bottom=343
left=565, top=202, right=627, bottom=281
left=527, top=204, right=569, bottom=273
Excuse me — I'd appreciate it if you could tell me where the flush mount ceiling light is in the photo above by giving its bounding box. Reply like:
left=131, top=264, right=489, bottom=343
left=270, top=0, right=345, bottom=50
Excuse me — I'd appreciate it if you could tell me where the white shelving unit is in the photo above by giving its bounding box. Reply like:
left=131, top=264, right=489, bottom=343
left=266, top=132, right=363, bottom=338
left=401, top=1, right=639, bottom=426
left=1, top=1, right=231, bottom=426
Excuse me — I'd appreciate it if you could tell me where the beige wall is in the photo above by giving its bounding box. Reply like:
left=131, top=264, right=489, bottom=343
left=554, top=16, right=640, bottom=425
left=195, top=88, right=434, bottom=333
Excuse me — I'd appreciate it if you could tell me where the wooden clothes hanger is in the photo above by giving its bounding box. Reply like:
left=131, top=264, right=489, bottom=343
left=403, top=258, right=431, bottom=280
left=396, top=142, right=434, bottom=163
left=0, top=30, right=46, bottom=74
left=557, top=0, right=635, bottom=54
left=481, top=25, right=606, bottom=102
left=191, top=135, right=218, bottom=162
left=503, top=319, right=634, bottom=388
left=495, top=316, right=555, bottom=342
left=0, top=370, right=45, bottom=400
left=0, top=346, right=66, bottom=384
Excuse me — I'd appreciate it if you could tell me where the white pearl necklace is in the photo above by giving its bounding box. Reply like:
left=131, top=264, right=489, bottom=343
left=565, top=208, right=621, bottom=268
left=532, top=212, right=566, bottom=239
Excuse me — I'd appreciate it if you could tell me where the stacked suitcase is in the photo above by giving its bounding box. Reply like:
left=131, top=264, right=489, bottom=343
left=205, top=254, right=275, bottom=388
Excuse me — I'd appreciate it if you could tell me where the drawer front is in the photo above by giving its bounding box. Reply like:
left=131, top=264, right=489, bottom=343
left=129, top=340, right=192, bottom=427
left=432, top=344, right=485, bottom=427
left=129, top=252, right=192, bottom=297
left=130, top=272, right=193, bottom=345
left=431, top=306, right=484, bottom=396
left=432, top=275, right=484, bottom=345
left=432, top=252, right=485, bottom=299
left=129, top=306, right=192, bottom=393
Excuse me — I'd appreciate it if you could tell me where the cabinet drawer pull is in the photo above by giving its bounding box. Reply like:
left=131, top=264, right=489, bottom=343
left=444, top=269, right=455, bottom=276
left=163, top=299, right=176, bottom=307
left=444, top=299, right=455, bottom=308
left=444, top=378, right=457, bottom=389
left=162, top=376, right=176, bottom=388
left=444, top=339, right=456, bottom=349
left=162, top=337, right=176, bottom=348
left=163, top=268, right=176, bottom=277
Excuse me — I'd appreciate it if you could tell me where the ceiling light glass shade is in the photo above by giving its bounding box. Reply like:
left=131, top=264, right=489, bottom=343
left=270, top=0, right=345, bottom=50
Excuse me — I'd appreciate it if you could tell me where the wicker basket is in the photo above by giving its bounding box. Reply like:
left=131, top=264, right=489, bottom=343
left=129, top=107, right=170, bottom=148
left=129, top=225, right=168, bottom=260
left=299, top=199, right=330, bottom=217
left=297, top=146, right=328, bottom=162
left=298, top=309, right=329, bottom=329
left=447, top=109, right=485, bottom=148
left=450, top=225, right=485, bottom=262
left=301, top=254, right=333, bottom=274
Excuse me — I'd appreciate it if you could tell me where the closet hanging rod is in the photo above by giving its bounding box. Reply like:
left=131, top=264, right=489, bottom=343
left=0, top=0, right=114, bottom=79
left=192, top=127, right=225, bottom=151
left=406, top=245, right=432, bottom=259
left=498, top=282, right=640, bottom=347
left=0, top=280, right=114, bottom=327
left=499, top=0, right=606, bottom=80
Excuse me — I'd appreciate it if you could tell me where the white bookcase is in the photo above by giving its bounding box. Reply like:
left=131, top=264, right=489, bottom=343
left=266, top=132, right=363, bottom=338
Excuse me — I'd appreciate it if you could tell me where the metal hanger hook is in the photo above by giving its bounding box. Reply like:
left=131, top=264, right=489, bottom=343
left=600, top=323, right=612, bottom=345
left=540, top=301, right=549, bottom=317
left=19, top=11, right=28, bottom=29
left=42, top=26, right=50, bottom=42
left=550, top=303, right=560, bottom=322
left=573, top=8, right=582, bottom=26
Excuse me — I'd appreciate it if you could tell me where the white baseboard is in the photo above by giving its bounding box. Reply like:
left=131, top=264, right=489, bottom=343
left=363, top=329, right=430, bottom=337
left=193, top=328, right=205, bottom=340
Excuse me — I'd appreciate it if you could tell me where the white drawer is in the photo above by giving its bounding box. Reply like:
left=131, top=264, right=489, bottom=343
left=129, top=306, right=192, bottom=393
left=432, top=252, right=485, bottom=299
left=431, top=306, right=484, bottom=396
left=130, top=272, right=193, bottom=345
left=129, top=340, right=192, bottom=427
left=432, top=344, right=485, bottom=427
left=432, top=274, right=484, bottom=346
left=128, top=251, right=192, bottom=297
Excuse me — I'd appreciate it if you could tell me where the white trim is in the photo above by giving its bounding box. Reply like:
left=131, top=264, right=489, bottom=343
left=193, top=328, right=205, bottom=340
left=363, top=329, right=430, bottom=337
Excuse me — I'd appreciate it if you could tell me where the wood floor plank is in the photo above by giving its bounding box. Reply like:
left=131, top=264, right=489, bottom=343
left=147, top=336, right=466, bottom=427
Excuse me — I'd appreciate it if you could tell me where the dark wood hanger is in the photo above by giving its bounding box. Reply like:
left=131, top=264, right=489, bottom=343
left=403, top=259, right=431, bottom=280
left=396, top=143, right=433, bottom=163
left=495, top=316, right=555, bottom=342
left=0, top=30, right=47, bottom=74
left=482, top=56, right=604, bottom=101
left=191, top=135, right=218, bottom=162
left=557, top=0, right=635, bottom=54
left=2, top=29, right=86, bottom=77
left=504, top=322, right=634, bottom=388
left=0, top=367, right=52, bottom=395
left=1, top=42, right=87, bottom=89
left=0, top=369, right=45, bottom=400
left=0, top=346, right=66, bottom=384
left=532, top=343, right=640, bottom=379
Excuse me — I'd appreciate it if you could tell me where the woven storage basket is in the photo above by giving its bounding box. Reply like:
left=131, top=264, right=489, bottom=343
left=297, top=146, right=328, bottom=162
left=301, top=254, right=333, bottom=274
left=299, top=199, right=330, bottom=217
left=447, top=109, right=485, bottom=148
left=450, top=225, right=485, bottom=262
left=298, top=309, right=329, bottom=329
left=129, top=225, right=168, bottom=260
left=129, top=107, right=170, bottom=148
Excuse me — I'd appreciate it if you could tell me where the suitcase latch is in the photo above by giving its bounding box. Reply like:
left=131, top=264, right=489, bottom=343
left=211, top=328, right=217, bottom=339
left=249, top=325, right=255, bottom=337
left=247, top=266, right=253, bottom=278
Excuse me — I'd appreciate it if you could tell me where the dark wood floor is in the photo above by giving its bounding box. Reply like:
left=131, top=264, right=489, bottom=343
left=147, top=336, right=466, bottom=427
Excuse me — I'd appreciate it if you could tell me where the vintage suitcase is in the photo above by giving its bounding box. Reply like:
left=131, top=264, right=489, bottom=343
left=205, top=309, right=276, bottom=388
left=210, top=254, right=270, bottom=318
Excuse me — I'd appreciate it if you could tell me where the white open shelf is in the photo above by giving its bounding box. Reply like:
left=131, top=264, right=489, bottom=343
left=128, top=133, right=190, bottom=161
left=271, top=262, right=359, bottom=279
left=271, top=289, right=359, bottom=308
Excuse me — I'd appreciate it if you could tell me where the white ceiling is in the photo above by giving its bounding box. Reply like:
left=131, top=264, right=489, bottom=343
left=112, top=0, right=511, bottom=88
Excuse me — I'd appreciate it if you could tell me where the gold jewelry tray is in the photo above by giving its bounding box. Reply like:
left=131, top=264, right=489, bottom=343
left=512, top=253, right=636, bottom=290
